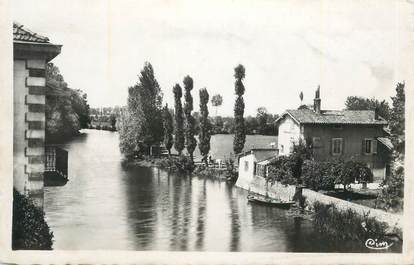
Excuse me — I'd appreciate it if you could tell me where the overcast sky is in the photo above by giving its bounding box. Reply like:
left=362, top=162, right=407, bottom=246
left=12, top=0, right=414, bottom=116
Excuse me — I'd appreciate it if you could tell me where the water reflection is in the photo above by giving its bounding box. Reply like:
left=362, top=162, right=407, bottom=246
left=44, top=130, right=401, bottom=252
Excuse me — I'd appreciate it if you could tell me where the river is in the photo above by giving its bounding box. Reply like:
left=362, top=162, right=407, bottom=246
left=44, top=129, right=398, bottom=252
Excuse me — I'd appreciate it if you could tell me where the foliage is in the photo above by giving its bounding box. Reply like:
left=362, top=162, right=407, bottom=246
left=345, top=96, right=391, bottom=120
left=162, top=104, right=174, bottom=155
left=376, top=152, right=404, bottom=212
left=225, top=158, right=238, bottom=181
left=389, top=82, right=405, bottom=153
left=211, top=94, right=223, bottom=116
left=136, top=62, right=164, bottom=148
left=118, top=87, right=145, bottom=158
left=173, top=84, right=185, bottom=155
left=338, top=160, right=373, bottom=190
left=155, top=155, right=195, bottom=173
left=45, top=63, right=90, bottom=143
left=233, top=64, right=246, bottom=154
left=12, top=189, right=53, bottom=250
left=198, top=88, right=212, bottom=165
left=183, top=76, right=197, bottom=162
left=312, top=201, right=394, bottom=242
left=301, top=160, right=336, bottom=191
left=109, top=114, right=117, bottom=131
left=266, top=156, right=297, bottom=186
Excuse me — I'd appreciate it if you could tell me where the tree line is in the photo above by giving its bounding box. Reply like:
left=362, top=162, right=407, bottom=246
left=118, top=62, right=252, bottom=163
left=45, top=63, right=91, bottom=143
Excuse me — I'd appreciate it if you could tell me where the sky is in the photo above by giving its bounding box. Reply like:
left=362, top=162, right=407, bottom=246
left=12, top=0, right=414, bottom=116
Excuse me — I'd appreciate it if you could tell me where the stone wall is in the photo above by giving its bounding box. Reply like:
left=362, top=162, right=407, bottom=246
left=13, top=58, right=46, bottom=208
left=236, top=175, right=402, bottom=229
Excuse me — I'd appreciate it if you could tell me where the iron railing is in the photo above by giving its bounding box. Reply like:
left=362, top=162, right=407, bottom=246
left=45, top=146, right=68, bottom=180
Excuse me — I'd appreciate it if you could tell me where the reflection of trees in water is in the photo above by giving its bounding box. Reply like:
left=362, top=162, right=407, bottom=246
left=124, top=167, right=156, bottom=250
left=226, top=184, right=240, bottom=251
left=179, top=175, right=192, bottom=250
left=169, top=173, right=181, bottom=250
left=195, top=177, right=207, bottom=250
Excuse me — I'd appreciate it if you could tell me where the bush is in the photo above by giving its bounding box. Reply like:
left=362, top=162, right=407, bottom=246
left=266, top=156, right=297, bottom=185
left=155, top=155, right=194, bottom=173
left=12, top=189, right=53, bottom=250
left=312, top=201, right=393, bottom=242
left=302, top=160, right=336, bottom=191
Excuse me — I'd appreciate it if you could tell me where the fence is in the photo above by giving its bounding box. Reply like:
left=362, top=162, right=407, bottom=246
left=45, top=146, right=68, bottom=180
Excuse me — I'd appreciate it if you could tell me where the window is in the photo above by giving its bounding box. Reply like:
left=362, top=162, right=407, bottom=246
left=244, top=161, right=249, bottom=171
left=364, top=138, right=377, bottom=155
left=332, top=138, right=343, bottom=155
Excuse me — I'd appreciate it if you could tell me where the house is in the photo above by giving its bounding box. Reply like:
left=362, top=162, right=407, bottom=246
left=236, top=148, right=278, bottom=190
left=276, top=86, right=392, bottom=183
left=13, top=22, right=62, bottom=208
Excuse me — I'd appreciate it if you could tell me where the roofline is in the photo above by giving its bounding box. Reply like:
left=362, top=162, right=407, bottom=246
left=237, top=148, right=278, bottom=159
left=14, top=41, right=62, bottom=62
left=275, top=111, right=301, bottom=125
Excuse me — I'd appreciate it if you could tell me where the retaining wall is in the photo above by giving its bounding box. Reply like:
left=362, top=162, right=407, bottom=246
left=235, top=175, right=402, bottom=229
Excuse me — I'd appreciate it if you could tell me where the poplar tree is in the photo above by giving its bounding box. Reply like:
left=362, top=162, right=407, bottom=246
left=183, top=75, right=197, bottom=162
left=233, top=64, right=246, bottom=154
left=173, top=84, right=185, bottom=155
left=162, top=104, right=174, bottom=156
left=199, top=88, right=211, bottom=165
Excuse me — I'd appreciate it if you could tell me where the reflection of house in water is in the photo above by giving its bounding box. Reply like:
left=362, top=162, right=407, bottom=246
left=13, top=22, right=64, bottom=208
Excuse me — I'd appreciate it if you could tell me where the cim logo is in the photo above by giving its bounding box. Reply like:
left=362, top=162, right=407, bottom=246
left=365, top=238, right=394, bottom=250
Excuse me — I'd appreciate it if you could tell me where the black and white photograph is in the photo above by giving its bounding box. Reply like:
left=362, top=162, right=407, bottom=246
left=1, top=0, right=413, bottom=264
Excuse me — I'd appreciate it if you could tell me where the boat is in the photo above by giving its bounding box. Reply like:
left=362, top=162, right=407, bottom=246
left=247, top=193, right=296, bottom=209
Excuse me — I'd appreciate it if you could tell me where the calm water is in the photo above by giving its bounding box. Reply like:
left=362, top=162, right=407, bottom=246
left=44, top=130, right=399, bottom=252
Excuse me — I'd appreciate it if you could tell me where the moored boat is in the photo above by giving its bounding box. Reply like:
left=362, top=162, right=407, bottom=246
left=247, top=193, right=295, bottom=209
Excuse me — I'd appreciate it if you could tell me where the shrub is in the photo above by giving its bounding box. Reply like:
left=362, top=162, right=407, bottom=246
left=337, top=160, right=373, bottom=191
left=312, top=201, right=392, bottom=242
left=12, top=189, right=53, bottom=250
left=266, top=156, right=297, bottom=185
left=302, top=160, right=336, bottom=191
left=155, top=155, right=194, bottom=173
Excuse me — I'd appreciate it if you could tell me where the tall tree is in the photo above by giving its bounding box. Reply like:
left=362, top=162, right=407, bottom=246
left=256, top=107, right=269, bottom=135
left=162, top=104, right=174, bottom=156
left=233, top=64, right=246, bottom=154
left=173, top=84, right=185, bottom=155
left=119, top=87, right=145, bottom=157
left=345, top=96, right=391, bottom=120
left=211, top=94, right=223, bottom=116
left=199, top=88, right=211, bottom=165
left=389, top=82, right=405, bottom=141
left=137, top=62, right=164, bottom=149
left=183, top=76, right=197, bottom=162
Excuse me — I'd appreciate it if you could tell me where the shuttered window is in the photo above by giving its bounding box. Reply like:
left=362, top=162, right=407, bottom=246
left=364, top=138, right=377, bottom=155
left=332, top=138, right=343, bottom=155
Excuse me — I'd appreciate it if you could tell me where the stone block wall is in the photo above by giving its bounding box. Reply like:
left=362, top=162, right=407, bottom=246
left=13, top=59, right=46, bottom=208
left=236, top=175, right=402, bottom=230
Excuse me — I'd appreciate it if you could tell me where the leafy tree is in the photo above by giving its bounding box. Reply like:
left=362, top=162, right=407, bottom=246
left=183, top=76, right=197, bottom=162
left=199, top=88, right=211, bottom=165
left=162, top=104, right=174, bottom=156
left=256, top=107, right=269, bottom=135
left=45, top=63, right=90, bottom=143
left=211, top=94, right=223, bottom=116
left=173, top=84, right=185, bottom=155
left=345, top=96, right=391, bottom=120
left=389, top=82, right=405, bottom=153
left=136, top=62, right=164, bottom=149
left=110, top=114, right=116, bottom=131
left=118, top=87, right=145, bottom=157
left=233, top=64, right=246, bottom=154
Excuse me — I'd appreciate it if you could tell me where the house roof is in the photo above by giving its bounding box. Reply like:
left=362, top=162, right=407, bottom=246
left=13, top=22, right=50, bottom=43
left=277, top=108, right=388, bottom=125
left=377, top=137, right=393, bottom=150
left=237, top=148, right=278, bottom=160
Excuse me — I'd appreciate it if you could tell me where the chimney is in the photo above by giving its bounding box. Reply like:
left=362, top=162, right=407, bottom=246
left=313, top=85, right=321, bottom=114
left=374, top=106, right=379, bottom=120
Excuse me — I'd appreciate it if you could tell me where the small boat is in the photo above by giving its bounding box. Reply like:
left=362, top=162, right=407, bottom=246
left=247, top=193, right=295, bottom=209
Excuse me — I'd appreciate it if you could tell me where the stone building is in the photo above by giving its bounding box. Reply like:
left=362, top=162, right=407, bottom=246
left=13, top=22, right=61, bottom=207
left=276, top=87, right=392, bottom=182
